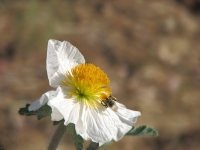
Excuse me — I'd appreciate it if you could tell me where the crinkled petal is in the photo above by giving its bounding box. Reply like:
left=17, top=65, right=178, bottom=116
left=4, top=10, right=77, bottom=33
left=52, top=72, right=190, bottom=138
left=49, top=97, right=140, bottom=145
left=28, top=90, right=56, bottom=111
left=47, top=89, right=141, bottom=145
left=100, top=109, right=133, bottom=145
left=47, top=39, right=85, bottom=87
left=75, top=102, right=89, bottom=140
left=75, top=104, right=133, bottom=146
left=115, top=102, right=141, bottom=126
left=47, top=89, right=78, bottom=122
left=64, top=102, right=81, bottom=125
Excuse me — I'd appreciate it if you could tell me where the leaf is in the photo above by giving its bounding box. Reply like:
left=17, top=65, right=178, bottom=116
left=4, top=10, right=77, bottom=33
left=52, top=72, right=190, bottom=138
left=126, top=125, right=158, bottom=137
left=67, top=123, right=84, bottom=150
left=18, top=103, right=52, bottom=120
left=18, top=104, right=33, bottom=116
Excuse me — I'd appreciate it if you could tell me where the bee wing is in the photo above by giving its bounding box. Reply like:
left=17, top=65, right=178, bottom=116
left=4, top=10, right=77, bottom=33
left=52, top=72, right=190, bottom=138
left=111, top=103, right=118, bottom=112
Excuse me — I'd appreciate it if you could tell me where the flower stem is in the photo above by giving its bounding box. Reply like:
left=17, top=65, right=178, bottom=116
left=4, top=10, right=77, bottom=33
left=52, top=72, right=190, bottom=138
left=47, top=123, right=66, bottom=150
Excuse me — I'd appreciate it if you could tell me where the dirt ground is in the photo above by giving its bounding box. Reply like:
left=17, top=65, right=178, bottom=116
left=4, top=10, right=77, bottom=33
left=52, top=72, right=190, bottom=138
left=0, top=0, right=200, bottom=150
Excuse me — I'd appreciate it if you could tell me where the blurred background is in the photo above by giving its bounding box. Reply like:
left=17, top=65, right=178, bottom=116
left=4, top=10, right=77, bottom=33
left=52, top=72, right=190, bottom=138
left=0, top=0, right=200, bottom=149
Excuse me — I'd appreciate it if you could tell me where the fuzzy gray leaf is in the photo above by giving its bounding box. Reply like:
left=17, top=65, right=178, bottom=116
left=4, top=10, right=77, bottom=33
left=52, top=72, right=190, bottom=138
left=126, top=125, right=158, bottom=136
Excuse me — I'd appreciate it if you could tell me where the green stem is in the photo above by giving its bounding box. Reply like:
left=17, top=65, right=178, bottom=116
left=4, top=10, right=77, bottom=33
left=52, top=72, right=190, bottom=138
left=86, top=141, right=99, bottom=150
left=47, top=123, right=66, bottom=150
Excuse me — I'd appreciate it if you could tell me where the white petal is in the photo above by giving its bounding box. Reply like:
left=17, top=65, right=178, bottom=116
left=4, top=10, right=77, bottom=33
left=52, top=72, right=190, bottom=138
left=48, top=90, right=77, bottom=122
left=75, top=102, right=90, bottom=140
left=49, top=105, right=64, bottom=121
left=57, top=40, right=85, bottom=71
left=47, top=90, right=141, bottom=145
left=64, top=102, right=81, bottom=125
left=28, top=90, right=55, bottom=111
left=46, top=39, right=60, bottom=85
left=75, top=105, right=132, bottom=146
left=102, top=109, right=132, bottom=144
left=47, top=39, right=85, bottom=87
left=115, top=102, right=141, bottom=126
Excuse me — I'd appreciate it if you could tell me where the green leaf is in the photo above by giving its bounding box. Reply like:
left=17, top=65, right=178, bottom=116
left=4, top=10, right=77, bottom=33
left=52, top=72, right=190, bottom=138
left=18, top=103, right=52, bottom=120
left=126, top=125, right=158, bottom=137
left=18, top=104, right=33, bottom=116
left=67, top=123, right=84, bottom=150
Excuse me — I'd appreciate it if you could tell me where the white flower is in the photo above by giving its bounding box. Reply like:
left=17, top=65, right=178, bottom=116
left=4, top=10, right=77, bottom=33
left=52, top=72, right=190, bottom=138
left=29, top=39, right=141, bottom=146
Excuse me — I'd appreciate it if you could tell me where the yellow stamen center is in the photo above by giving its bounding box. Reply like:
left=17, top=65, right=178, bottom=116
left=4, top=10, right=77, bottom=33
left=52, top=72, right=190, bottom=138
left=60, top=63, right=111, bottom=107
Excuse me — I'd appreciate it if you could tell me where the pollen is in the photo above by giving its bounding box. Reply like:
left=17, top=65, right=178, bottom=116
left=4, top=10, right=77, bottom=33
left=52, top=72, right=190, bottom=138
left=60, top=64, right=111, bottom=107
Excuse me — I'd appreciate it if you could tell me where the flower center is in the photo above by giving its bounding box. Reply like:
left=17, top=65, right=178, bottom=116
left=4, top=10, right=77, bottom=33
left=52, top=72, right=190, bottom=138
left=60, top=63, right=111, bottom=107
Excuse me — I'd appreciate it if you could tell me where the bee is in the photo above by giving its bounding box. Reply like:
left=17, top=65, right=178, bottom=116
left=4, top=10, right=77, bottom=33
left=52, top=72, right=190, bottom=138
left=101, top=95, right=118, bottom=112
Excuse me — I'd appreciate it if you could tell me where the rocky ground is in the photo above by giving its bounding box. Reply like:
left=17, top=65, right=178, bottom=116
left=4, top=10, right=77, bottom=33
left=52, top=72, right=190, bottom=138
left=0, top=0, right=200, bottom=150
